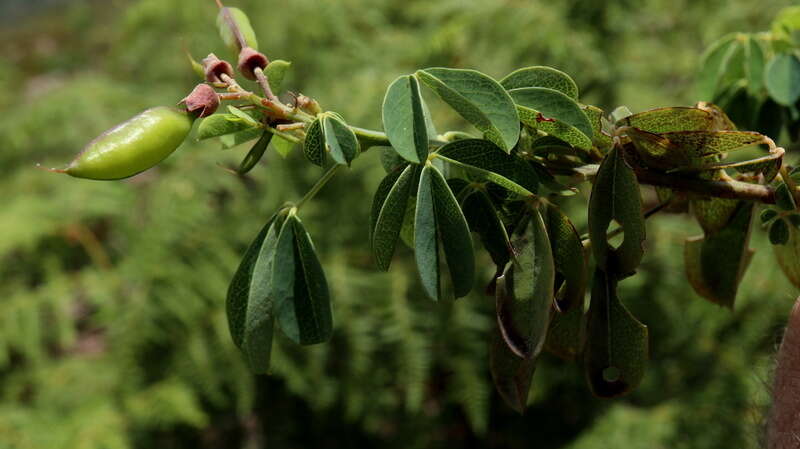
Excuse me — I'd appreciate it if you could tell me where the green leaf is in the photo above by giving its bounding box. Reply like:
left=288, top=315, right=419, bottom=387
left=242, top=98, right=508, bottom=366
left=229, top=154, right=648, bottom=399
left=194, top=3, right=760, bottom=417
left=370, top=164, right=407, bottom=247
left=697, top=34, right=738, bottom=100
left=765, top=52, right=800, bottom=106
left=414, top=163, right=475, bottom=301
left=775, top=182, right=797, bottom=211
left=264, top=59, right=291, bottom=92
left=221, top=127, right=263, bottom=150
left=774, top=223, right=800, bottom=289
left=303, top=118, right=325, bottom=166
left=197, top=114, right=257, bottom=141
left=770, top=218, right=790, bottom=245
left=379, top=146, right=406, bottom=173
left=500, top=66, right=579, bottom=99
left=691, top=196, right=739, bottom=234
left=226, top=214, right=279, bottom=373
left=236, top=131, right=272, bottom=174
left=228, top=106, right=260, bottom=127
left=616, top=107, right=715, bottom=133
left=684, top=202, right=755, bottom=308
left=543, top=204, right=587, bottom=312
left=416, top=68, right=520, bottom=152
left=271, top=135, right=295, bottom=159
left=460, top=189, right=511, bottom=268
left=588, top=147, right=645, bottom=277
left=435, top=139, right=537, bottom=196
left=583, top=269, right=648, bottom=398
left=583, top=105, right=613, bottom=151
left=489, top=321, right=537, bottom=414
left=545, top=295, right=586, bottom=361
left=323, top=113, right=360, bottom=166
left=760, top=208, right=779, bottom=224
left=382, top=75, right=429, bottom=163
left=509, top=87, right=593, bottom=147
left=276, top=215, right=333, bottom=345
left=372, top=165, right=418, bottom=270
left=745, top=37, right=766, bottom=94
left=497, top=209, right=555, bottom=358
left=626, top=129, right=766, bottom=170
left=217, top=7, right=259, bottom=52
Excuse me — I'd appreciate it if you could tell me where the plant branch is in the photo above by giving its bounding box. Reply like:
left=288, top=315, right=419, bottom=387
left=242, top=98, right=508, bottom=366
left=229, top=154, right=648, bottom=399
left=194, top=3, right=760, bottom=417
left=296, top=165, right=340, bottom=210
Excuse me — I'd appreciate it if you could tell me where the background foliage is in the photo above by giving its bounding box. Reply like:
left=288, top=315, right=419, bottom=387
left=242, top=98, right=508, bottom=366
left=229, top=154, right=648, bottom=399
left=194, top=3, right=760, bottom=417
left=0, top=0, right=798, bottom=447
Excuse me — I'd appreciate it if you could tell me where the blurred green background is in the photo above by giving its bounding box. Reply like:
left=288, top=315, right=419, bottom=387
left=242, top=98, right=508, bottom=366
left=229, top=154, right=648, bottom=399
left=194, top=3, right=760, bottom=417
left=1, top=0, right=798, bottom=447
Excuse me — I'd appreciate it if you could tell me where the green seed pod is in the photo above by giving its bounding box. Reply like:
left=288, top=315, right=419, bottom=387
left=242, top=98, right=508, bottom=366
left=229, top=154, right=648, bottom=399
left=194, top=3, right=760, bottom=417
left=62, top=107, right=194, bottom=180
left=216, top=7, right=258, bottom=54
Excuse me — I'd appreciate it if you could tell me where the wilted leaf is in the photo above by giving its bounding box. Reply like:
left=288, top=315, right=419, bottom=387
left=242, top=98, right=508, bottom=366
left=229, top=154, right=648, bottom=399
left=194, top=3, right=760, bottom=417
left=583, top=269, right=648, bottom=398
left=416, top=68, right=520, bottom=151
left=382, top=75, right=429, bottom=163
left=496, top=209, right=555, bottom=358
left=588, top=146, right=645, bottom=277
left=500, top=66, right=579, bottom=99
left=616, top=107, right=715, bottom=133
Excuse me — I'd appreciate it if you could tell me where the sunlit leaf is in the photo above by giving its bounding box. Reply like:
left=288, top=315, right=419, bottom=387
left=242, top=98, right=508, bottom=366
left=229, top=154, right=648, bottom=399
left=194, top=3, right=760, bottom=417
left=583, top=269, right=648, bottom=398
left=509, top=87, right=593, bottom=141
left=197, top=113, right=258, bottom=140
left=382, top=75, right=429, bottom=163
left=265, top=59, right=291, bottom=92
left=616, top=107, right=715, bottom=133
left=500, top=66, right=579, bottom=99
left=416, top=68, right=520, bottom=152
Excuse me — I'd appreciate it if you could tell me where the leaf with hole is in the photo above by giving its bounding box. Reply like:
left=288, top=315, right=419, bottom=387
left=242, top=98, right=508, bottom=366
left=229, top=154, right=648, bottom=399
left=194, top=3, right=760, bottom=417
left=588, top=146, right=645, bottom=277
left=496, top=209, right=555, bottom=358
left=414, top=163, right=475, bottom=301
left=583, top=268, right=648, bottom=398
left=416, top=68, right=520, bottom=152
left=382, top=75, right=430, bottom=163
